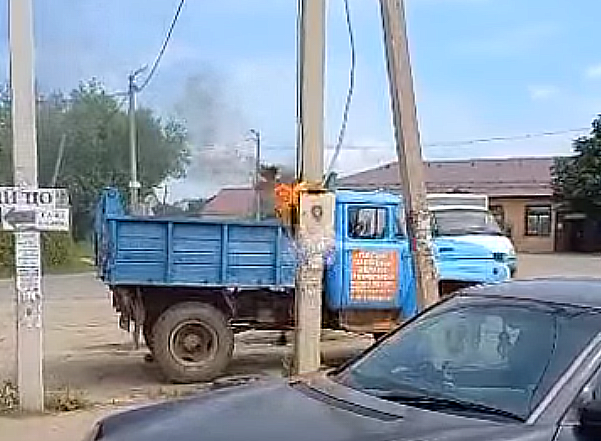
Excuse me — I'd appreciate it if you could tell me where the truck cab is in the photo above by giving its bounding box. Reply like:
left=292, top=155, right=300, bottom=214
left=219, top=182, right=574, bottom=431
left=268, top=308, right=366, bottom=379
left=324, top=190, right=514, bottom=334
left=325, top=191, right=416, bottom=335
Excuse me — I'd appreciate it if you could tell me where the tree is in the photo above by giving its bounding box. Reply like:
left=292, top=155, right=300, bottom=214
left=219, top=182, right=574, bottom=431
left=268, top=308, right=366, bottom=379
left=0, top=80, right=191, bottom=240
left=553, top=116, right=601, bottom=219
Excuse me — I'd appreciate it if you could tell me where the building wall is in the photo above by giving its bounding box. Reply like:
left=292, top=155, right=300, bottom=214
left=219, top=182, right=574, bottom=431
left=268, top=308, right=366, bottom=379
left=490, top=197, right=555, bottom=253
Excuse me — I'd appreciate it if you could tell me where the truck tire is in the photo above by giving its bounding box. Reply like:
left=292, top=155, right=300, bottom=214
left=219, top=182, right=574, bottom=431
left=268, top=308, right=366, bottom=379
left=143, top=323, right=155, bottom=352
left=152, top=302, right=234, bottom=383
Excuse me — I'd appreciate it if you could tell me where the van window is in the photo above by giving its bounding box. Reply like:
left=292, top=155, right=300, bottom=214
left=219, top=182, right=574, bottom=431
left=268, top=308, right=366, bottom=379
left=348, top=207, right=387, bottom=239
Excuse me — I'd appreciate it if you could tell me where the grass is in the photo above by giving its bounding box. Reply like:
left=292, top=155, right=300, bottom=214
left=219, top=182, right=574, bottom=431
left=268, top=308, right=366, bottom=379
left=0, top=381, right=90, bottom=413
left=0, top=380, right=19, bottom=413
left=45, top=386, right=89, bottom=412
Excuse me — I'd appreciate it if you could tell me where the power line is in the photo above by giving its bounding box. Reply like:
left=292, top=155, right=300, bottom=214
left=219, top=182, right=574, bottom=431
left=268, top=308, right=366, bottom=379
left=194, top=127, right=588, bottom=153
left=325, top=0, right=356, bottom=179
left=107, top=91, right=128, bottom=98
left=138, top=0, right=186, bottom=92
left=424, top=127, right=590, bottom=148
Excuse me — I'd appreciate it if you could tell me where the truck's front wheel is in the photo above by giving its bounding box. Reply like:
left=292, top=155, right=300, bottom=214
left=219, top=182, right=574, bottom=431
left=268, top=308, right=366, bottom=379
left=152, top=302, right=234, bottom=383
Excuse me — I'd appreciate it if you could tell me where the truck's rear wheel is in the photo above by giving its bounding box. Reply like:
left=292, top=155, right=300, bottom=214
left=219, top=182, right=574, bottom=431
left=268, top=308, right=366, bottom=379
left=143, top=322, right=155, bottom=352
left=152, top=302, right=234, bottom=383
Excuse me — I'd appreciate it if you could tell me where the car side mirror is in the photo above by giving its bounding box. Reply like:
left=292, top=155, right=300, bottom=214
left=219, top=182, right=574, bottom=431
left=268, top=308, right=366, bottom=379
left=580, top=400, right=601, bottom=431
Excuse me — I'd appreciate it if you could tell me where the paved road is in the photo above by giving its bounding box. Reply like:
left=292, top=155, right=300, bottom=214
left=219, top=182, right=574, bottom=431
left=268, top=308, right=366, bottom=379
left=0, top=253, right=600, bottom=440
left=516, top=253, right=601, bottom=278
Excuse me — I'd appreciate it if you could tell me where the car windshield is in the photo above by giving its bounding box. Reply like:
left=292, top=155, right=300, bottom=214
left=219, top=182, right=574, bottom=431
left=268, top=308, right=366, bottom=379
left=336, top=297, right=601, bottom=421
left=433, top=209, right=502, bottom=236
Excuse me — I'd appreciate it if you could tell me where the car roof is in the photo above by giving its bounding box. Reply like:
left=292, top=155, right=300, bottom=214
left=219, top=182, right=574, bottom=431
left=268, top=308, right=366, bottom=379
left=460, top=278, right=601, bottom=310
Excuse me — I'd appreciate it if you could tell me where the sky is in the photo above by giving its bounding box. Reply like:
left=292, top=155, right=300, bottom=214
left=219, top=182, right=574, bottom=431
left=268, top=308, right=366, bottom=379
left=1, top=0, right=601, bottom=200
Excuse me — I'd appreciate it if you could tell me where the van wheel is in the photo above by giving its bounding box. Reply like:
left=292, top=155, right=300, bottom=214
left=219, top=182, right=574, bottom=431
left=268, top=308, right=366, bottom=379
left=152, top=302, right=234, bottom=383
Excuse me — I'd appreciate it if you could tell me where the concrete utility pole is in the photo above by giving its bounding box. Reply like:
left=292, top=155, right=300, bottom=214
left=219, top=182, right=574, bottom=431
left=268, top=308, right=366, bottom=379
left=50, top=133, right=67, bottom=187
left=128, top=69, right=145, bottom=214
left=9, top=0, right=44, bottom=412
left=294, top=0, right=333, bottom=375
left=250, top=129, right=261, bottom=221
left=379, top=0, right=439, bottom=309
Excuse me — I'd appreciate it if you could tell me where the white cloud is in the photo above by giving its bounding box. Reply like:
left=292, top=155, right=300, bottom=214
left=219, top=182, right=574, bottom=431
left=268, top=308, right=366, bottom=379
left=586, top=64, right=601, bottom=79
left=528, top=85, right=559, bottom=101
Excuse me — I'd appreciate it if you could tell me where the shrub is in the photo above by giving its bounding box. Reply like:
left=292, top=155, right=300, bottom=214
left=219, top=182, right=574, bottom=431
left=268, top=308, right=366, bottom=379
left=41, top=233, right=75, bottom=267
left=0, top=233, right=14, bottom=271
left=0, top=232, right=76, bottom=271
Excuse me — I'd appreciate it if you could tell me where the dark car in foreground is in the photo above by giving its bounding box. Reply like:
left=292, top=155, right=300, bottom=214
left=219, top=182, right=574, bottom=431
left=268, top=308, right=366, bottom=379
left=85, top=279, right=601, bottom=441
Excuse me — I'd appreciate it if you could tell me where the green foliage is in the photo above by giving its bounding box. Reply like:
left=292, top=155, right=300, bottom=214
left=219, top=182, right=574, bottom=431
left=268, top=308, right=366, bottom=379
left=0, top=233, right=14, bottom=269
left=553, top=116, right=601, bottom=219
left=0, top=232, right=76, bottom=271
left=41, top=233, right=75, bottom=267
left=0, top=79, right=191, bottom=240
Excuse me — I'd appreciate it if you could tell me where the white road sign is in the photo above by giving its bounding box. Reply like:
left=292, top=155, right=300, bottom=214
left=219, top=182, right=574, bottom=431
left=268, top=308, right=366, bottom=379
left=0, top=187, right=69, bottom=208
left=0, top=187, right=70, bottom=232
left=34, top=208, right=70, bottom=231
left=15, top=232, right=42, bottom=316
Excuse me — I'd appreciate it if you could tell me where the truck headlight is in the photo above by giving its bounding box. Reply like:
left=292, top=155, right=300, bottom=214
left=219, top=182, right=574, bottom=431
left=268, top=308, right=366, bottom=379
left=493, top=252, right=506, bottom=262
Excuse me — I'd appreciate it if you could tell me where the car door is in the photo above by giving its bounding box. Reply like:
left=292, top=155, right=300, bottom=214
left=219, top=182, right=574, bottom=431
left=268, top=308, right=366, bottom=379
left=341, top=204, right=413, bottom=313
left=554, top=364, right=601, bottom=440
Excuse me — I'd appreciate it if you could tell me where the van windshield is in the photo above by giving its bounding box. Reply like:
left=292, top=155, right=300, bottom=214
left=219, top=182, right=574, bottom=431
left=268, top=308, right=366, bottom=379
left=433, top=209, right=502, bottom=236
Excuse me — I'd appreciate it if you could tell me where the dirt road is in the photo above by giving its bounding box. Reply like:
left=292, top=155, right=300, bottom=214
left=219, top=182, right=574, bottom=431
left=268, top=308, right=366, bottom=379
left=0, top=253, right=599, bottom=440
left=0, top=273, right=368, bottom=404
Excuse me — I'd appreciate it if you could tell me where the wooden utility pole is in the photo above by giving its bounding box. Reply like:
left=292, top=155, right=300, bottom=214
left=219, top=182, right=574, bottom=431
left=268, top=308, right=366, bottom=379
left=379, top=0, right=439, bottom=309
left=294, top=0, right=333, bottom=375
left=9, top=0, right=44, bottom=412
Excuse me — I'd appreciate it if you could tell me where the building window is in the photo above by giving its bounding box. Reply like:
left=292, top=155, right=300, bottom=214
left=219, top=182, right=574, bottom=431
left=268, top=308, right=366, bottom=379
left=348, top=207, right=388, bottom=239
left=525, top=205, right=552, bottom=237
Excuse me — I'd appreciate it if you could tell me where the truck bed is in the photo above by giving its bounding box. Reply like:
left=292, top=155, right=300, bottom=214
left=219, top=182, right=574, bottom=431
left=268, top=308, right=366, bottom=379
left=95, top=190, right=296, bottom=289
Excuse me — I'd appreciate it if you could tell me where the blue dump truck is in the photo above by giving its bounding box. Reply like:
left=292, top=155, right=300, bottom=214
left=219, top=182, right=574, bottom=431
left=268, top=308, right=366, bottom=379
left=94, top=188, right=513, bottom=383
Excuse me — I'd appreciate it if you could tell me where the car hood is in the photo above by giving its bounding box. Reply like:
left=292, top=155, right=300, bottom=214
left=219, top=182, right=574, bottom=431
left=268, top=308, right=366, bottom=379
left=434, top=235, right=515, bottom=259
left=94, top=377, right=552, bottom=441
left=448, top=235, right=516, bottom=255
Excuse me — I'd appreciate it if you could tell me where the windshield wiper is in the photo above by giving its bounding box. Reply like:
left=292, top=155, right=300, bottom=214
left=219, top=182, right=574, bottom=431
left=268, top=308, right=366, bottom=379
left=369, top=390, right=524, bottom=422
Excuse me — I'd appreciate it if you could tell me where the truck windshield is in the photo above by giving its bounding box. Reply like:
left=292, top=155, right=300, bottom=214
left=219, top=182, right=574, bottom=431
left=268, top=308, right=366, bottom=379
left=336, top=298, right=601, bottom=421
left=433, top=209, right=502, bottom=236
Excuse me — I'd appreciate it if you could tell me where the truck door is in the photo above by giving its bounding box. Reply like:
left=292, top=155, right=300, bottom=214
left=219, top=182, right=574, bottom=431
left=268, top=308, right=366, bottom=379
left=340, top=204, right=414, bottom=313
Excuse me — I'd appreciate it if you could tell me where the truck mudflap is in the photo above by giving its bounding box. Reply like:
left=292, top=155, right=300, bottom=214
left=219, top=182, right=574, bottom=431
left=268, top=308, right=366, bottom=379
left=338, top=309, right=401, bottom=335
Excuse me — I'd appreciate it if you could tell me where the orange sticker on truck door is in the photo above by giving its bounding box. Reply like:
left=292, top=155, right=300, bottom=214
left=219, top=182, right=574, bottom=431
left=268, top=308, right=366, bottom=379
left=350, top=250, right=399, bottom=302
